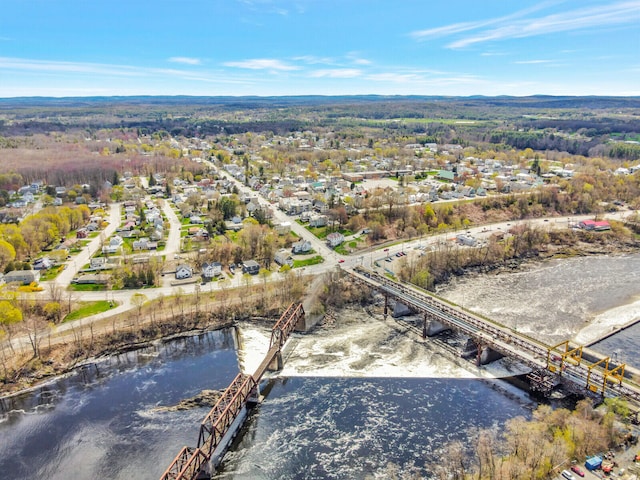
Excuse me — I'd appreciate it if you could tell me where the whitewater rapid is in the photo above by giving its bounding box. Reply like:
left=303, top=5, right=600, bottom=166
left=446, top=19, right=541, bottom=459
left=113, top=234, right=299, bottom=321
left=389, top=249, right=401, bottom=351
left=237, top=307, right=531, bottom=382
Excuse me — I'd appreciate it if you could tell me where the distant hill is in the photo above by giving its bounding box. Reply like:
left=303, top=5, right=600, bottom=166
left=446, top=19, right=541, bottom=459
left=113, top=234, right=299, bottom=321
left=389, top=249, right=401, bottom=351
left=1, top=94, right=639, bottom=110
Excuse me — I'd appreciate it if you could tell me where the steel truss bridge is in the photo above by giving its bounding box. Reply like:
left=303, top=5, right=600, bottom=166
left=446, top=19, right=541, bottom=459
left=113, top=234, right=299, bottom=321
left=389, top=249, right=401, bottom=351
left=160, top=302, right=305, bottom=480
left=348, top=267, right=640, bottom=404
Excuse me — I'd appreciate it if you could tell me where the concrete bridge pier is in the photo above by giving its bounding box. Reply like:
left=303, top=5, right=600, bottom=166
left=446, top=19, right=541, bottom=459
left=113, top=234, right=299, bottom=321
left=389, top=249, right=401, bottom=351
left=423, top=315, right=448, bottom=337
left=461, top=339, right=504, bottom=366
left=383, top=296, right=389, bottom=319
left=392, top=301, right=413, bottom=318
left=268, top=351, right=284, bottom=371
left=247, top=384, right=262, bottom=406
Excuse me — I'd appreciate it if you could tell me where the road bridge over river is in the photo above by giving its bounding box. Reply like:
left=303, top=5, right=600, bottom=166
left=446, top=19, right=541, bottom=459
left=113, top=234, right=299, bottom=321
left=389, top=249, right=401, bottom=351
left=347, top=267, right=640, bottom=406
left=160, top=303, right=306, bottom=480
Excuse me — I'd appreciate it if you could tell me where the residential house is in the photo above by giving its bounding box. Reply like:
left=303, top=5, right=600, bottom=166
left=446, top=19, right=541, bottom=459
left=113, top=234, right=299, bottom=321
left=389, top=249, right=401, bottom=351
left=292, top=240, right=312, bottom=254
left=175, top=264, right=193, bottom=280
left=74, top=274, right=110, bottom=285
left=90, top=257, right=107, bottom=269
left=274, top=249, right=294, bottom=267
left=309, top=214, right=327, bottom=228
left=4, top=269, right=40, bottom=285
left=225, top=216, right=244, bottom=231
left=202, top=261, right=222, bottom=279
left=33, top=257, right=52, bottom=270
left=275, top=222, right=291, bottom=235
left=102, top=235, right=124, bottom=254
left=326, top=232, right=345, bottom=248
left=132, top=237, right=151, bottom=251
left=242, top=260, right=260, bottom=275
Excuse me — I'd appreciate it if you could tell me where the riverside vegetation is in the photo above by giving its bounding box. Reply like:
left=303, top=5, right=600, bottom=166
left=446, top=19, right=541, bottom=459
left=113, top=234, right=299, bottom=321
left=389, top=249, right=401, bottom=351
left=1, top=96, right=640, bottom=478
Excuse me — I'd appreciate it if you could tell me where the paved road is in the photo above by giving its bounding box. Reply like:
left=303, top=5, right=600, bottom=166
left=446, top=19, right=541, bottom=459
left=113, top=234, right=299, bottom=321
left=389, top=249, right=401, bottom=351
left=51, top=202, right=122, bottom=288
left=7, top=173, right=635, bottom=355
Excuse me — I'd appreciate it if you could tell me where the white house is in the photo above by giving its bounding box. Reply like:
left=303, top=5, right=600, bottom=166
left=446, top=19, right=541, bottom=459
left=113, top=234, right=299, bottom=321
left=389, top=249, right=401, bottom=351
left=309, top=214, right=327, bottom=228
left=274, top=249, right=294, bottom=267
left=275, top=222, right=291, bottom=235
left=175, top=264, right=193, bottom=280
left=33, top=257, right=52, bottom=270
left=102, top=235, right=124, bottom=254
left=292, top=240, right=312, bottom=254
left=326, top=232, right=345, bottom=248
left=202, top=262, right=222, bottom=279
left=90, top=257, right=107, bottom=269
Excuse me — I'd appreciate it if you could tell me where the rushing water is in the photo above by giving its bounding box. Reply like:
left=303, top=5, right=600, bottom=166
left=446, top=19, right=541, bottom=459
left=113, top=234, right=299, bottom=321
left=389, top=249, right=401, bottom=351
left=437, top=253, right=640, bottom=367
left=0, top=330, right=240, bottom=480
left=0, top=316, right=533, bottom=479
left=2, top=253, right=640, bottom=479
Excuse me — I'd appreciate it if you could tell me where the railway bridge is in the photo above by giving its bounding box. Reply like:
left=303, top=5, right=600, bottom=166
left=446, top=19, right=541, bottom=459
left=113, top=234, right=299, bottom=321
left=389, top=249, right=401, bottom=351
left=160, top=302, right=306, bottom=480
left=348, top=267, right=640, bottom=405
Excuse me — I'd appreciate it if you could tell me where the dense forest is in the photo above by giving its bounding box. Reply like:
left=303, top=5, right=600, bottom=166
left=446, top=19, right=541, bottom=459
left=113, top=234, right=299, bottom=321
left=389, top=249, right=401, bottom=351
left=1, top=95, right=639, bottom=158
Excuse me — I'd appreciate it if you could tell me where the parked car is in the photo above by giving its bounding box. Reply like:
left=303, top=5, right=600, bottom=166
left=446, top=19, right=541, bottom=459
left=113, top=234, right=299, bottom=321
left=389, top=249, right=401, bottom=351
left=570, top=465, right=584, bottom=477
left=561, top=470, right=575, bottom=480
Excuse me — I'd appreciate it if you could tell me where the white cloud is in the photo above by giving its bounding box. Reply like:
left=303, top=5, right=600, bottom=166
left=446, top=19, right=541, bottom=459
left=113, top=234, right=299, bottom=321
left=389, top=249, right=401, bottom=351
left=514, top=59, right=552, bottom=64
left=168, top=57, right=202, bottom=65
left=292, top=55, right=336, bottom=65
left=346, top=52, right=372, bottom=65
left=309, top=69, right=362, bottom=78
left=410, top=2, right=551, bottom=41
left=223, top=58, right=299, bottom=71
left=0, top=57, right=254, bottom=85
left=448, top=1, right=640, bottom=48
left=0, top=57, right=145, bottom=76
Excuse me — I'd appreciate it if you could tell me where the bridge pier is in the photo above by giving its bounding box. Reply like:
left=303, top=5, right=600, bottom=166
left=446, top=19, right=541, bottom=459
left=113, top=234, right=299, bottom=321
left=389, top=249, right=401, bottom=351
left=423, top=316, right=448, bottom=337
left=461, top=339, right=504, bottom=366
left=267, top=351, right=284, bottom=372
left=392, top=301, right=413, bottom=318
left=383, top=295, right=388, bottom=319
left=247, top=384, right=262, bottom=406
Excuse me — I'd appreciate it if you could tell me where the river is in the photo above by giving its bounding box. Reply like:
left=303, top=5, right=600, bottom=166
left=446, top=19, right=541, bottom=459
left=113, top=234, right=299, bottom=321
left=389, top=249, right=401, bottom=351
left=1, top=253, right=639, bottom=479
left=436, top=252, right=640, bottom=367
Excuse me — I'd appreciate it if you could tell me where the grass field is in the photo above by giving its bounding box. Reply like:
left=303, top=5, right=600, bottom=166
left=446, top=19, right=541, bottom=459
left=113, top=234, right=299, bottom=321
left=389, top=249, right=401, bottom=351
left=64, top=300, right=116, bottom=322
left=293, top=255, right=324, bottom=268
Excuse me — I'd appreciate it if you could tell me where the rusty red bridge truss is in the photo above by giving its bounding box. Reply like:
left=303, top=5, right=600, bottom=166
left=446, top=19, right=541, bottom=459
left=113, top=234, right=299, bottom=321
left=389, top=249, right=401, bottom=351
left=160, top=302, right=305, bottom=480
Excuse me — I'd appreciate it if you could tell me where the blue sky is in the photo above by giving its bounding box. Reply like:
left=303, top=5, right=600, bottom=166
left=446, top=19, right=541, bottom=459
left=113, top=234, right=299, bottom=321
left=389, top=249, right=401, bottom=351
left=1, top=0, right=639, bottom=97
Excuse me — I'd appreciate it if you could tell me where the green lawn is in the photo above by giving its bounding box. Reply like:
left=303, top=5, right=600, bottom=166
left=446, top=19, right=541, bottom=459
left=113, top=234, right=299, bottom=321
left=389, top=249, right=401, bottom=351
left=293, top=255, right=324, bottom=268
left=69, top=283, right=107, bottom=292
left=38, top=265, right=66, bottom=281
left=305, top=225, right=354, bottom=239
left=64, top=300, right=116, bottom=322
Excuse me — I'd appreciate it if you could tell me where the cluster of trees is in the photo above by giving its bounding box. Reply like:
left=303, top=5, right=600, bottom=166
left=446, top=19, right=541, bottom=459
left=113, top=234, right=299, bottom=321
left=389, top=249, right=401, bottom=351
left=398, top=222, right=635, bottom=290
left=0, top=269, right=309, bottom=390
left=0, top=205, right=91, bottom=270
left=434, top=399, right=633, bottom=480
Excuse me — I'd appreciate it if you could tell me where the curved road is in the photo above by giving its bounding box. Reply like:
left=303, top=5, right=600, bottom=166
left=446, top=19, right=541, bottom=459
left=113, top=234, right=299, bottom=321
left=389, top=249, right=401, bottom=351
left=5, top=177, right=635, bottom=354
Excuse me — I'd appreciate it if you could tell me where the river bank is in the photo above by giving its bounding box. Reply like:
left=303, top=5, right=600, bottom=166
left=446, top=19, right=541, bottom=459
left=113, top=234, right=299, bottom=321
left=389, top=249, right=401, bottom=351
left=0, top=288, right=293, bottom=398
left=3, top=231, right=640, bottom=400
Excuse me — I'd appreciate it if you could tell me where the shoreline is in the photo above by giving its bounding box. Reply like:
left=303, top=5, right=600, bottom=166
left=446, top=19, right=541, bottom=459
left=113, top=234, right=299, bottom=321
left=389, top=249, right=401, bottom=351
left=3, top=239, right=640, bottom=401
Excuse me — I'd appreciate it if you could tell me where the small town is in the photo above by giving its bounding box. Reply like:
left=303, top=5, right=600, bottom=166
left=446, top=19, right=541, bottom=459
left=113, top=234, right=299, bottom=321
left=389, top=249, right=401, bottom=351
left=2, top=1, right=640, bottom=479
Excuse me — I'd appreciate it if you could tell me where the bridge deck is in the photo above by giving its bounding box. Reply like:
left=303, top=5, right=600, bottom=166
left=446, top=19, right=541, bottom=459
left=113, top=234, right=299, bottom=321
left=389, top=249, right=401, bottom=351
left=348, top=267, right=640, bottom=405
left=160, top=302, right=305, bottom=480
left=253, top=344, right=280, bottom=382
